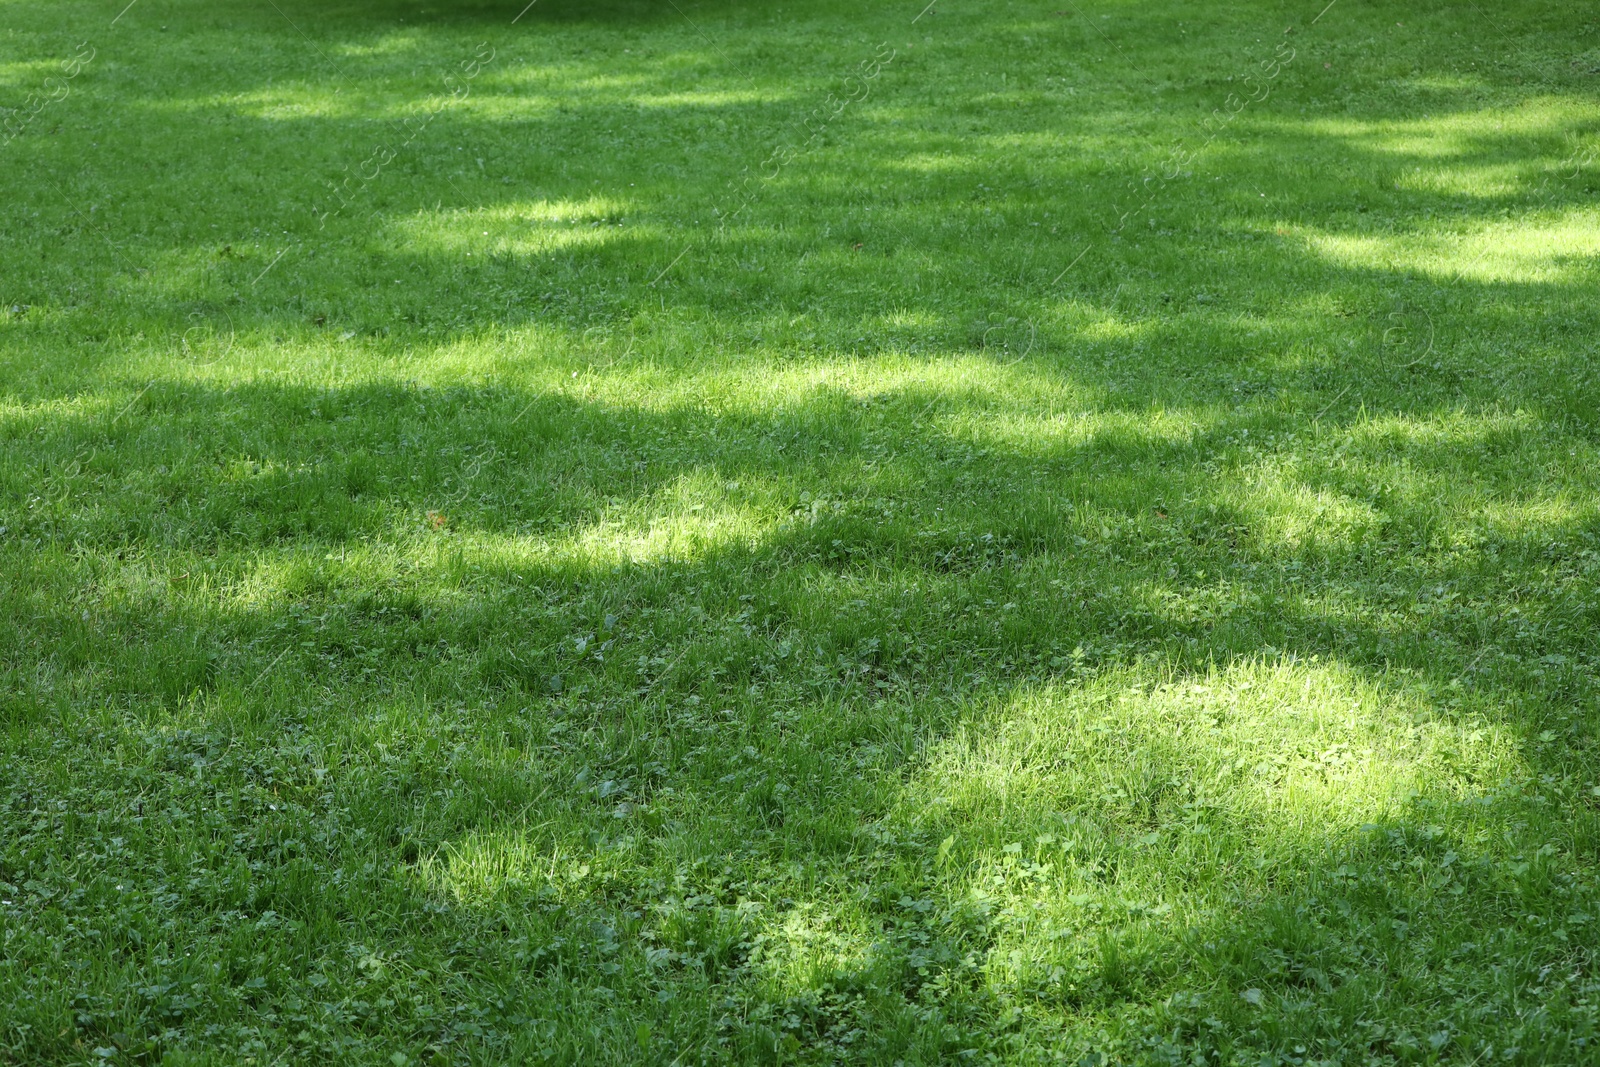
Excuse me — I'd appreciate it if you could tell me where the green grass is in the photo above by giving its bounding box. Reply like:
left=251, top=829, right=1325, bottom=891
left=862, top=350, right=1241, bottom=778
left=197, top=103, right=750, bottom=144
left=3, top=0, right=1599, bottom=1062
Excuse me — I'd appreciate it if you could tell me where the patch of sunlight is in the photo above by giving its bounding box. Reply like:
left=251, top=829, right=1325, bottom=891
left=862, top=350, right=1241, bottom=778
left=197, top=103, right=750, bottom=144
left=204, top=86, right=353, bottom=121
left=1404, top=74, right=1493, bottom=94
left=1033, top=298, right=1161, bottom=344
left=884, top=150, right=984, bottom=174
left=1074, top=312, right=1147, bottom=343
left=753, top=906, right=882, bottom=998
left=549, top=473, right=782, bottom=566
left=910, top=660, right=1514, bottom=832
left=1337, top=408, right=1544, bottom=460
left=0, top=58, right=74, bottom=86
left=0, top=399, right=26, bottom=427
left=202, top=78, right=559, bottom=125
left=496, top=68, right=651, bottom=94
left=385, top=198, right=639, bottom=257
left=562, top=352, right=1099, bottom=420
left=1302, top=209, right=1600, bottom=283
left=101, top=317, right=1126, bottom=417
left=498, top=64, right=785, bottom=107
left=1394, top=161, right=1529, bottom=198
left=0, top=391, right=81, bottom=427
left=418, top=828, right=596, bottom=906
left=844, top=659, right=1530, bottom=1008
left=330, top=32, right=429, bottom=60
left=892, top=658, right=1519, bottom=929
left=1290, top=97, right=1596, bottom=159
left=972, top=128, right=1084, bottom=155
left=19, top=381, right=191, bottom=429
left=214, top=481, right=783, bottom=613
left=101, top=344, right=1108, bottom=432
left=1212, top=409, right=1592, bottom=549
left=627, top=88, right=780, bottom=109
left=1230, top=479, right=1384, bottom=550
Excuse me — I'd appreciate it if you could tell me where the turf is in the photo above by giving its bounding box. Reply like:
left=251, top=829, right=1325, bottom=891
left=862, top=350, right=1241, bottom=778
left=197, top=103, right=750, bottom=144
left=2, top=0, right=1599, bottom=1062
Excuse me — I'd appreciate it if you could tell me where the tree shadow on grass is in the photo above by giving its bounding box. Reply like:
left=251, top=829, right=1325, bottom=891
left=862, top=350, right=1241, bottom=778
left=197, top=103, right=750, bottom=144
left=7, top=95, right=1597, bottom=446
left=2, top=364, right=1598, bottom=1058
left=3, top=0, right=1600, bottom=1060
left=7, top=0, right=1598, bottom=396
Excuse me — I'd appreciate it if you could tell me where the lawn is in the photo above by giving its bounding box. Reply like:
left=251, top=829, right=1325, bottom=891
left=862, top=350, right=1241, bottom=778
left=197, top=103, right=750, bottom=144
left=2, top=0, right=1599, bottom=1062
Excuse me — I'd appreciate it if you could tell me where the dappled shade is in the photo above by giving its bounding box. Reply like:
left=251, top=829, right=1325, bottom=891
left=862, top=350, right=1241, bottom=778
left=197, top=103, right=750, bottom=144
left=2, top=0, right=1599, bottom=1062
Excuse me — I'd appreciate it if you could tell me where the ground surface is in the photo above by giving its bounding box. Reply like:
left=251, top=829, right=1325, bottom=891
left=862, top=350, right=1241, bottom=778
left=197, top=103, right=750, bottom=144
left=2, top=0, right=1599, bottom=1063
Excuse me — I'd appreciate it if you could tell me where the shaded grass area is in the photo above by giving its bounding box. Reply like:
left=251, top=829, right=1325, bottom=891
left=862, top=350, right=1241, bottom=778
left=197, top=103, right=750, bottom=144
left=2, top=0, right=1599, bottom=1062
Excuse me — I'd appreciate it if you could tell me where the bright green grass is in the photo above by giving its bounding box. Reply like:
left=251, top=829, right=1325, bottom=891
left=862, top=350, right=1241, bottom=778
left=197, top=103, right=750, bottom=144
left=3, top=0, right=1600, bottom=1062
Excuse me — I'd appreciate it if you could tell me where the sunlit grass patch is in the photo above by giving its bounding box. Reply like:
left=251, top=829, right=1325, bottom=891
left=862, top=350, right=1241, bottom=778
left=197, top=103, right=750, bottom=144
left=858, top=660, right=1534, bottom=1036
left=421, top=829, right=592, bottom=908
left=903, top=660, right=1515, bottom=862
left=735, top=657, right=1565, bottom=1055
left=1296, top=97, right=1599, bottom=160
left=1303, top=208, right=1600, bottom=283
left=1393, top=160, right=1533, bottom=198
left=201, top=85, right=363, bottom=121
left=386, top=198, right=642, bottom=258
